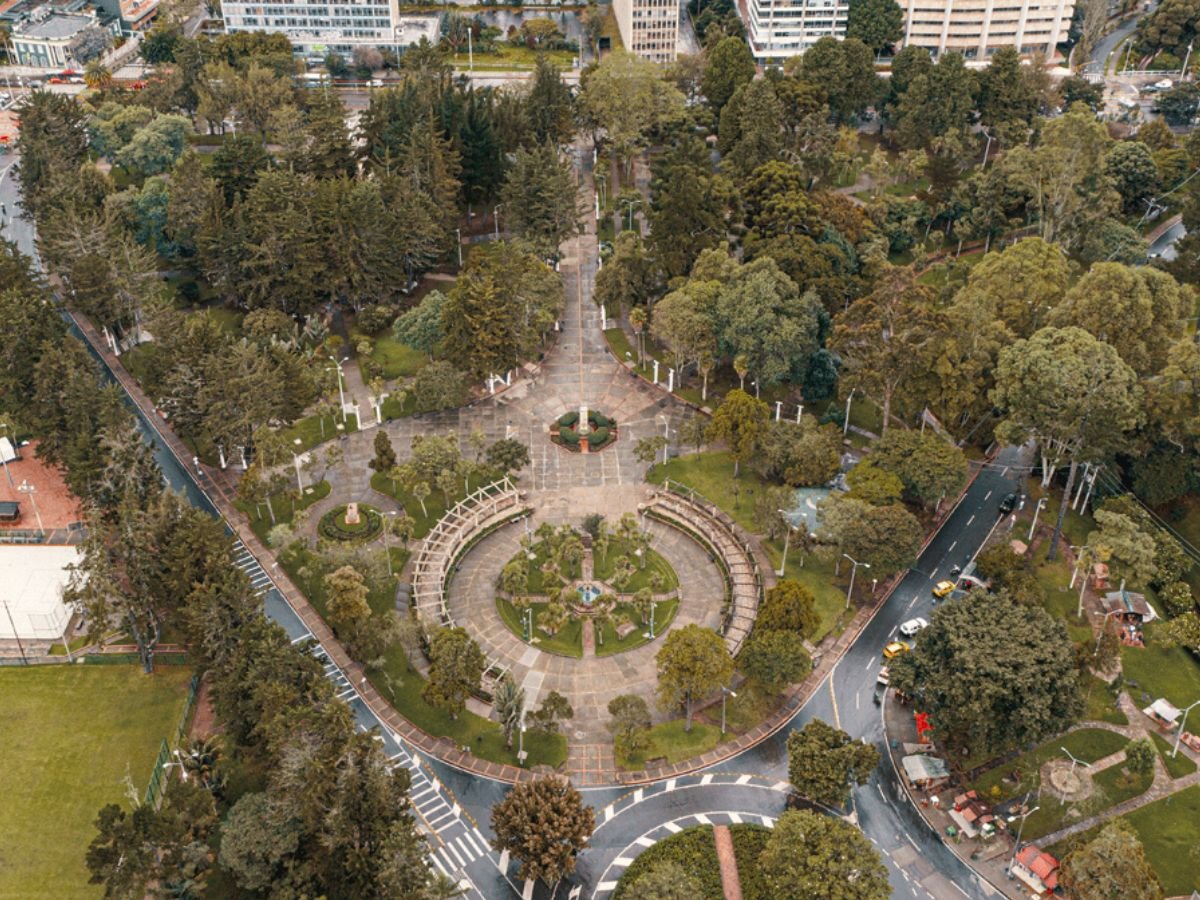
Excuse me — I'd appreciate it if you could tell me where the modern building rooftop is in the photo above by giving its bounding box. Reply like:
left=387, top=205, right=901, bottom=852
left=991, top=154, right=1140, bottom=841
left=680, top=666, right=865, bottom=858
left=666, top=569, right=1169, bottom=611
left=17, top=11, right=92, bottom=38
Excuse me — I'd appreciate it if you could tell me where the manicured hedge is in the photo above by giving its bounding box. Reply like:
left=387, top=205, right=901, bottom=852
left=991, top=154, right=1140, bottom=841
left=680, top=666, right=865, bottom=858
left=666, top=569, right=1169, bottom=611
left=588, top=426, right=610, bottom=448
left=613, top=824, right=772, bottom=900
left=559, top=425, right=581, bottom=445
left=318, top=505, right=383, bottom=541
left=558, top=411, right=580, bottom=427
left=590, top=411, right=611, bottom=428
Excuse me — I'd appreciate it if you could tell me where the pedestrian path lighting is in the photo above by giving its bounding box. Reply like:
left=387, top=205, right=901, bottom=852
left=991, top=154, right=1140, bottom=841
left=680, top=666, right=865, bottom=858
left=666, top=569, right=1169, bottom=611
left=720, top=685, right=737, bottom=735
left=16, top=479, right=43, bottom=537
left=776, top=511, right=802, bottom=577
left=843, top=554, right=870, bottom=609
left=326, top=356, right=347, bottom=423
left=1006, top=803, right=1041, bottom=876
left=1173, top=699, right=1200, bottom=758
left=523, top=606, right=533, bottom=643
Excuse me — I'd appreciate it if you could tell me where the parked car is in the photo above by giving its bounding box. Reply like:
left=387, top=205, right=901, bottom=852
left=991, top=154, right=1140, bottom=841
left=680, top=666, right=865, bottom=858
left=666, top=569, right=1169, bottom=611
left=883, top=640, right=911, bottom=659
left=999, top=492, right=1020, bottom=514
left=932, top=580, right=957, bottom=599
left=899, top=617, right=928, bottom=637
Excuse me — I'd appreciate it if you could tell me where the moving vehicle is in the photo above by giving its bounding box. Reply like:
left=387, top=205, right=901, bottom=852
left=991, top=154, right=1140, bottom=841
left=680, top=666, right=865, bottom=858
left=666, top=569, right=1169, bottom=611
left=999, top=492, right=1020, bottom=514
left=873, top=666, right=890, bottom=704
left=883, top=640, right=911, bottom=659
left=899, top=617, right=928, bottom=637
left=932, top=580, right=957, bottom=599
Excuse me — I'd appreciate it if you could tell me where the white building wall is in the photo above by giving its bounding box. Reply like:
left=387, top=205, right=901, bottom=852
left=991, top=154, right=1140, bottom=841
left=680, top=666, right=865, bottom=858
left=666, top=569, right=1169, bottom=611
left=614, top=0, right=679, bottom=63
left=220, top=0, right=398, bottom=53
left=899, top=0, right=1072, bottom=60
left=740, top=0, right=849, bottom=64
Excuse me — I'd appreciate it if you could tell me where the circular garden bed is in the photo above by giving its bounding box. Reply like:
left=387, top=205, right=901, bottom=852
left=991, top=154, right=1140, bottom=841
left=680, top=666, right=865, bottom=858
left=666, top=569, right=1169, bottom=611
left=614, top=823, right=772, bottom=899
left=552, top=409, right=617, bottom=451
left=318, top=504, right=383, bottom=542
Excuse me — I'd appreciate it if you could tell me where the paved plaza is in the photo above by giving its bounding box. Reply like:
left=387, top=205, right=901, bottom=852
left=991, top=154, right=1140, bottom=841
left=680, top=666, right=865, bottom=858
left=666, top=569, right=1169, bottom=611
left=448, top=516, right=726, bottom=746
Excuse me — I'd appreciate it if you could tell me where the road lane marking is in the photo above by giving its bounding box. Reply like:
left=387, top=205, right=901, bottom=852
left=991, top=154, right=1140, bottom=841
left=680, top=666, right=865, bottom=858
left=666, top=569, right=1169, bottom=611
left=966, top=514, right=975, bottom=525
left=865, top=657, right=874, bottom=671
left=664, top=821, right=681, bottom=833
left=947, top=541, right=956, bottom=552
left=856, top=691, right=860, bottom=710
left=984, top=489, right=992, bottom=500
left=906, top=598, right=916, bottom=612
left=829, top=674, right=841, bottom=729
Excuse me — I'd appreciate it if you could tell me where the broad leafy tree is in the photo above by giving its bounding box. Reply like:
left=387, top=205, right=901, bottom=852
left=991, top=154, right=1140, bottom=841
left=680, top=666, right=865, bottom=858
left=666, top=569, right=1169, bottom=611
left=706, top=389, right=770, bottom=476
left=758, top=810, right=889, bottom=899
left=702, top=35, right=756, bottom=114
left=1060, top=820, right=1164, bottom=900
left=846, top=0, right=903, bottom=54
left=992, top=326, right=1142, bottom=557
left=889, top=591, right=1082, bottom=755
left=423, top=627, right=486, bottom=719
left=787, top=719, right=880, bottom=807
left=739, top=629, right=812, bottom=688
left=871, top=430, right=968, bottom=508
left=656, top=624, right=735, bottom=731
left=490, top=777, right=595, bottom=885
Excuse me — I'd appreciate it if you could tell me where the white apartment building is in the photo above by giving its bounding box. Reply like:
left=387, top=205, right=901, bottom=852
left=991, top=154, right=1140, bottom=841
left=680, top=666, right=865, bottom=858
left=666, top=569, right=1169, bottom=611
left=613, top=0, right=679, bottom=64
left=739, top=0, right=848, bottom=64
left=219, top=0, right=438, bottom=55
left=899, top=0, right=1073, bottom=61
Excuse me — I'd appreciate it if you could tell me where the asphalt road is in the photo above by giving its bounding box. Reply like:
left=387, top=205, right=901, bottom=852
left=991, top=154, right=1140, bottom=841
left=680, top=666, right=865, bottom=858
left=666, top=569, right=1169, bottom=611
left=1083, top=5, right=1157, bottom=74
left=565, top=447, right=1025, bottom=900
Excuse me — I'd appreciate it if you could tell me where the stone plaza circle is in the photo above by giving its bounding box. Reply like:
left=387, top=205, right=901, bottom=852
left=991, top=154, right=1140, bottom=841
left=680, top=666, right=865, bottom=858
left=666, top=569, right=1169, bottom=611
left=409, top=479, right=764, bottom=743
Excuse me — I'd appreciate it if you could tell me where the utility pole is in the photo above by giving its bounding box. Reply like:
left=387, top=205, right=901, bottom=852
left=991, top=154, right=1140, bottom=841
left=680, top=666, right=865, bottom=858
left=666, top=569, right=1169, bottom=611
left=843, top=554, right=870, bottom=609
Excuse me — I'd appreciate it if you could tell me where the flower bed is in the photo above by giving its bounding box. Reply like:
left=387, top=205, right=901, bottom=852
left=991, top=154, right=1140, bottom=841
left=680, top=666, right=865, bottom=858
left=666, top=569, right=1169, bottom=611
left=552, top=410, right=618, bottom=452
left=318, top=504, right=383, bottom=542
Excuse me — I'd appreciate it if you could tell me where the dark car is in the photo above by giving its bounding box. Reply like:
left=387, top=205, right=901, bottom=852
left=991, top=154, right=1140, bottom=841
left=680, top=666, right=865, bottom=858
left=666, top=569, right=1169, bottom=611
left=999, top=492, right=1020, bottom=514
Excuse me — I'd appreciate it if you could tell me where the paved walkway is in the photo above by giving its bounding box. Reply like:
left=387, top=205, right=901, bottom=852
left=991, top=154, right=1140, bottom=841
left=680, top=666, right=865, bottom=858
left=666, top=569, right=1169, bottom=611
left=713, top=824, right=744, bottom=900
left=448, top=516, right=724, bottom=746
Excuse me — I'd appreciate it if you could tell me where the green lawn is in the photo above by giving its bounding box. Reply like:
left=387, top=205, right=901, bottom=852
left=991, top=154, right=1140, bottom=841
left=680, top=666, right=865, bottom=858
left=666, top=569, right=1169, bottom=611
left=281, top=545, right=566, bottom=769
left=370, top=471, right=490, bottom=539
left=236, top=479, right=330, bottom=543
left=1150, top=731, right=1198, bottom=778
left=617, top=719, right=723, bottom=769
left=970, top=728, right=1131, bottom=839
left=0, top=666, right=194, bottom=898
left=369, top=641, right=567, bottom=770
left=1090, top=761, right=1155, bottom=809
left=593, top=538, right=679, bottom=593
left=703, top=679, right=783, bottom=735
left=1083, top=676, right=1129, bottom=726
left=449, top=45, right=575, bottom=71
left=357, top=334, right=427, bottom=380
left=280, top=410, right=360, bottom=453
left=496, top=597, right=583, bottom=658
left=1121, top=621, right=1200, bottom=709
left=1121, top=784, right=1200, bottom=895
left=595, top=598, right=679, bottom=657
left=648, top=451, right=848, bottom=641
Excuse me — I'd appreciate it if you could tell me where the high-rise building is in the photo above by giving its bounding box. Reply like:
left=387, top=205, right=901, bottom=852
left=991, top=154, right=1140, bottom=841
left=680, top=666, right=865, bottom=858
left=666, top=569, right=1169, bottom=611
left=739, top=0, right=849, bottom=64
left=899, top=0, right=1073, bottom=60
left=612, top=0, right=679, bottom=64
left=219, top=0, right=439, bottom=56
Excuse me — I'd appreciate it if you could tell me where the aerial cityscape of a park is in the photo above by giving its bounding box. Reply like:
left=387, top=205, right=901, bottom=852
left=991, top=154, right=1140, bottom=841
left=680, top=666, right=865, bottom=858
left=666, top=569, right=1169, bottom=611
left=2, top=0, right=1200, bottom=896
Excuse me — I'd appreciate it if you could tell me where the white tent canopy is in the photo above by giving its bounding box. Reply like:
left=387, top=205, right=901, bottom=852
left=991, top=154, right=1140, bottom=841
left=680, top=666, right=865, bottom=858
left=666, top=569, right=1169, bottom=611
left=0, top=545, right=79, bottom=640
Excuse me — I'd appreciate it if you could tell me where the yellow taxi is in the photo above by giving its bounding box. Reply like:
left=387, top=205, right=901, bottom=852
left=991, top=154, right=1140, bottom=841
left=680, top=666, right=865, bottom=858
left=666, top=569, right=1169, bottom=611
left=932, top=580, right=957, bottom=599
left=883, top=640, right=911, bottom=659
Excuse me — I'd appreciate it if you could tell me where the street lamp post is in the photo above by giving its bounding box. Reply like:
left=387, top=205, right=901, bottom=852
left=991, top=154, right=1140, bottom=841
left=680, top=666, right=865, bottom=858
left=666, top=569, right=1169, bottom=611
left=1006, top=804, right=1041, bottom=875
left=1173, top=699, right=1200, bottom=758
left=327, top=356, right=347, bottom=423
left=657, top=414, right=669, bottom=464
left=776, top=511, right=800, bottom=577
left=843, top=389, right=855, bottom=435
left=720, top=685, right=737, bottom=735
left=523, top=606, right=533, bottom=643
left=292, top=438, right=304, bottom=492
left=455, top=227, right=463, bottom=267
left=493, top=205, right=501, bottom=240
left=1058, top=747, right=1091, bottom=805
left=1027, top=496, right=1047, bottom=542
left=843, top=554, right=870, bottom=609
left=16, top=479, right=43, bottom=537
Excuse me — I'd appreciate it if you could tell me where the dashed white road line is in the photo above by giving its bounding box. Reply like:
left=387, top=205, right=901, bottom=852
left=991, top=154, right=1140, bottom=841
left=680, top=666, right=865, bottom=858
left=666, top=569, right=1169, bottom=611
left=984, top=489, right=992, bottom=500
left=966, top=514, right=975, bottom=525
